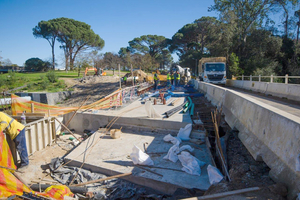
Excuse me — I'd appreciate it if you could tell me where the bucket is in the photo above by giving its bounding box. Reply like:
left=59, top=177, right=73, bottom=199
left=110, top=129, right=122, bottom=139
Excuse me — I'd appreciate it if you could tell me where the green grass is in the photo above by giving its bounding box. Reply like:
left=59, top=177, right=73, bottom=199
left=0, top=71, right=79, bottom=92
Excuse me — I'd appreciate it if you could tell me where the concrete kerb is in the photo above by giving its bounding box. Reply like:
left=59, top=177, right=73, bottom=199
left=193, top=80, right=300, bottom=199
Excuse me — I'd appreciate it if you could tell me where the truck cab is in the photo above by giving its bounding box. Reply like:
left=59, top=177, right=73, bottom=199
left=200, top=61, right=226, bottom=85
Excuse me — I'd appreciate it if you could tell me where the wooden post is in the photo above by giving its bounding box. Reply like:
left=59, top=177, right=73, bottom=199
left=285, top=74, right=288, bottom=84
left=259, top=75, right=261, bottom=82
left=242, top=74, right=244, bottom=80
left=118, top=63, right=121, bottom=89
left=250, top=75, right=252, bottom=81
left=31, top=103, right=34, bottom=113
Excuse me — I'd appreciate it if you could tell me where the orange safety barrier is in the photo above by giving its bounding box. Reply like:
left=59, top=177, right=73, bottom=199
left=11, top=89, right=122, bottom=116
left=0, top=131, right=74, bottom=198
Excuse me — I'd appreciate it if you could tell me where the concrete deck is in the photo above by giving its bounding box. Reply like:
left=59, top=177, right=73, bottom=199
left=65, top=127, right=212, bottom=194
left=65, top=95, right=192, bottom=133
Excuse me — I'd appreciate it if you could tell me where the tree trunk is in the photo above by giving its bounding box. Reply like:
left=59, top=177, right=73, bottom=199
left=51, top=38, right=55, bottom=70
left=297, top=24, right=300, bottom=43
left=70, top=55, right=75, bottom=71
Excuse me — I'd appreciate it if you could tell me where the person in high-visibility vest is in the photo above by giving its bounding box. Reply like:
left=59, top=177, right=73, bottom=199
left=0, top=112, right=29, bottom=168
left=176, top=71, right=180, bottom=86
left=123, top=76, right=127, bottom=85
left=167, top=72, right=171, bottom=86
left=171, top=72, right=175, bottom=86
left=154, top=72, right=159, bottom=90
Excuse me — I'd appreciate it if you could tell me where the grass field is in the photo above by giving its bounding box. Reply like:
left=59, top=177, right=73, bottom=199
left=0, top=70, right=130, bottom=93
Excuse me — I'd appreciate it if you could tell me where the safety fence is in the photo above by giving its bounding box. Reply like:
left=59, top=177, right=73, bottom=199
left=232, top=74, right=300, bottom=84
left=11, top=83, right=151, bottom=116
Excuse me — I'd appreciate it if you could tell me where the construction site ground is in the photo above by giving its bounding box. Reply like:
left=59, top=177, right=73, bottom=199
left=15, top=77, right=288, bottom=199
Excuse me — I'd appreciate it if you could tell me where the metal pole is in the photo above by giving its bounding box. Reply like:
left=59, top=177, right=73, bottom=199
left=285, top=74, right=288, bottom=84
left=250, top=75, right=252, bottom=81
left=118, top=63, right=121, bottom=89
left=259, top=75, right=261, bottom=82
left=270, top=75, right=273, bottom=83
left=131, top=64, right=134, bottom=86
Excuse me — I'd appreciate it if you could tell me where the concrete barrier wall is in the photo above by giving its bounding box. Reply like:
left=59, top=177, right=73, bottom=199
left=15, top=91, right=71, bottom=105
left=226, top=80, right=300, bottom=102
left=193, top=80, right=300, bottom=199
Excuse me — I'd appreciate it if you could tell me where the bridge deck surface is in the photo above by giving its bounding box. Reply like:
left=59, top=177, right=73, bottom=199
left=226, top=86, right=300, bottom=118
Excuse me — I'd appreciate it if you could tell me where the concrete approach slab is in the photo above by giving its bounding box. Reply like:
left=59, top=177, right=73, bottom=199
left=65, top=127, right=212, bottom=195
left=65, top=95, right=193, bottom=133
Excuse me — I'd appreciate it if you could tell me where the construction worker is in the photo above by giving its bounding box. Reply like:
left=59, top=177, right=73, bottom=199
left=167, top=72, right=171, bottom=86
left=0, top=112, right=29, bottom=168
left=123, top=76, right=127, bottom=85
left=154, top=72, right=159, bottom=90
left=176, top=71, right=180, bottom=86
left=171, top=72, right=174, bottom=86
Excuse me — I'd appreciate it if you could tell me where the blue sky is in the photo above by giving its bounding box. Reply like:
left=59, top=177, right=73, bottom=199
left=0, top=0, right=217, bottom=67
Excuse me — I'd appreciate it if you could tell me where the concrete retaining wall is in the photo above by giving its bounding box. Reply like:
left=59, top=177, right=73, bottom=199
left=15, top=91, right=71, bottom=105
left=226, top=80, right=300, bottom=102
left=192, top=79, right=300, bottom=199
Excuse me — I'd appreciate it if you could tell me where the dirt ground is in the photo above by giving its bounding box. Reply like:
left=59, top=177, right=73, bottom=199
left=60, top=75, right=121, bottom=107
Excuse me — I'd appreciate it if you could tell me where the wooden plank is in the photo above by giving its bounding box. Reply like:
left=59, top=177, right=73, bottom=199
left=17, top=113, right=46, bottom=117
left=27, top=128, right=33, bottom=155
left=183, top=187, right=261, bottom=200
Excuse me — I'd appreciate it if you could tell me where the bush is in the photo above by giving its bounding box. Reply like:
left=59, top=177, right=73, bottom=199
left=40, top=77, right=49, bottom=90
left=46, top=71, right=58, bottom=83
left=0, top=76, right=6, bottom=87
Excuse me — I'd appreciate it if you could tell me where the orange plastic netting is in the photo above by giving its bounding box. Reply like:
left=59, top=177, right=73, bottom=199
left=0, top=131, right=74, bottom=199
left=11, top=89, right=122, bottom=116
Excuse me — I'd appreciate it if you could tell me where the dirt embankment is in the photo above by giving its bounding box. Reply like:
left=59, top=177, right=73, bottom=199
left=60, top=75, right=120, bottom=107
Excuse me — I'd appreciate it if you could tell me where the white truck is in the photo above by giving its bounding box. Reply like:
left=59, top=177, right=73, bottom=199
left=198, top=57, right=226, bottom=85
left=170, top=65, right=191, bottom=84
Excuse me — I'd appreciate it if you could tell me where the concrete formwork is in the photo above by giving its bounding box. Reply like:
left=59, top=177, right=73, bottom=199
left=193, top=80, right=300, bottom=199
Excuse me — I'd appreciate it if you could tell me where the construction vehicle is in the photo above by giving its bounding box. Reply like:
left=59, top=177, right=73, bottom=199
left=198, top=57, right=226, bottom=85
left=84, top=67, right=106, bottom=77
left=170, top=65, right=191, bottom=85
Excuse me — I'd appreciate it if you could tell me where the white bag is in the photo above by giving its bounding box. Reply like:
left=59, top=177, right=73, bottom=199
left=130, top=145, right=154, bottom=166
left=207, top=164, right=224, bottom=185
left=163, top=134, right=182, bottom=145
left=179, top=145, right=194, bottom=153
left=145, top=101, right=161, bottom=118
left=177, top=124, right=192, bottom=141
left=178, top=151, right=205, bottom=176
left=163, top=144, right=180, bottom=163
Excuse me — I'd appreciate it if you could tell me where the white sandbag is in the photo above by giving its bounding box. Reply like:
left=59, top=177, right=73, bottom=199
left=177, top=124, right=192, bottom=141
left=179, top=145, right=194, bottom=153
left=163, top=144, right=180, bottom=163
left=130, top=145, right=154, bottom=166
left=145, top=101, right=161, bottom=118
left=163, top=134, right=182, bottom=145
left=178, top=151, right=205, bottom=176
left=207, top=164, right=224, bottom=185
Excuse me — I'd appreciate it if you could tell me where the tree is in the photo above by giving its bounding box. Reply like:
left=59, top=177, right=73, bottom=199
left=128, top=35, right=172, bottom=68
left=55, top=18, right=105, bottom=70
left=102, top=52, right=121, bottom=70
left=74, top=54, right=92, bottom=77
left=25, top=58, right=51, bottom=72
left=33, top=20, right=60, bottom=69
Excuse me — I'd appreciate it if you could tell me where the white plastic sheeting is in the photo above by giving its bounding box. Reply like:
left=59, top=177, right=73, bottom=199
left=130, top=145, right=154, bottom=166
left=178, top=151, right=205, bottom=176
left=177, top=124, right=192, bottom=141
left=163, top=134, right=182, bottom=145
left=207, top=164, right=224, bottom=184
left=145, top=101, right=161, bottom=118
